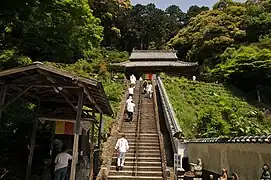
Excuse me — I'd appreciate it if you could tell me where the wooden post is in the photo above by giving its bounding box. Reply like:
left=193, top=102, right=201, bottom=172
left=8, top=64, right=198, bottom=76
left=257, top=85, right=261, bottom=103
left=50, top=121, right=56, bottom=156
left=97, top=112, right=103, bottom=150
left=26, top=118, right=38, bottom=180
left=0, top=85, right=7, bottom=120
left=89, top=121, right=95, bottom=180
left=69, top=88, right=84, bottom=180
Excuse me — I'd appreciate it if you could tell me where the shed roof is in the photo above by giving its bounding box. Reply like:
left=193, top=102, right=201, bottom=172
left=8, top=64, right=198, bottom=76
left=0, top=63, right=113, bottom=116
left=129, top=50, right=178, bottom=61
left=111, top=61, right=198, bottom=68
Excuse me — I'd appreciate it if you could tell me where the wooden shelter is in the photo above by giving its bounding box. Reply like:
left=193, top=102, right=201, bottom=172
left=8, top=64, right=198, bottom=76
left=0, top=63, right=113, bottom=180
left=111, top=50, right=199, bottom=78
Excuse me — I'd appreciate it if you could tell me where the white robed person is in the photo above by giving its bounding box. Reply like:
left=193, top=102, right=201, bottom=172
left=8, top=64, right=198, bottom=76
left=146, top=82, right=153, bottom=99
left=130, top=74, right=136, bottom=85
left=115, top=134, right=129, bottom=170
left=126, top=96, right=132, bottom=108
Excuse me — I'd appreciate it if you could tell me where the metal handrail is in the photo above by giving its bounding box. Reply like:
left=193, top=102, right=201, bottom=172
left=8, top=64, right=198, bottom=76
left=134, top=81, right=142, bottom=176
left=156, top=77, right=182, bottom=153
left=153, top=80, right=168, bottom=180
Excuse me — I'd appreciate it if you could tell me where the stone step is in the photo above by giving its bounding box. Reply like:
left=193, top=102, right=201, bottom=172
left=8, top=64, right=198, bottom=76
left=126, top=139, right=159, bottom=143
left=127, top=146, right=159, bottom=150
left=108, top=84, right=164, bottom=180
left=126, top=142, right=160, bottom=146
left=124, top=133, right=159, bottom=137
left=111, top=161, right=162, bottom=167
left=123, top=149, right=161, bottom=154
left=125, top=138, right=159, bottom=141
left=108, top=175, right=163, bottom=180
left=110, top=166, right=162, bottom=171
left=113, top=152, right=161, bottom=157
left=139, top=131, right=158, bottom=133
left=112, top=157, right=162, bottom=162
left=109, top=170, right=162, bottom=177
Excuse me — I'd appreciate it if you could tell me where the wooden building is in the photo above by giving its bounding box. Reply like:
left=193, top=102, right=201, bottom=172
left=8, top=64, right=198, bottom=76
left=111, top=50, right=199, bottom=79
left=0, top=63, right=113, bottom=180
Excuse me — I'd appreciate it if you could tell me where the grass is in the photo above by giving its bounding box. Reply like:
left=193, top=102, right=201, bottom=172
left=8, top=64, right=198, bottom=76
left=163, top=76, right=271, bottom=138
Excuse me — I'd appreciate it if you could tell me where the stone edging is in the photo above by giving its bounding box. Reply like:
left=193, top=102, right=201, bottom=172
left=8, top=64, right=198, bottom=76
left=96, top=81, right=128, bottom=180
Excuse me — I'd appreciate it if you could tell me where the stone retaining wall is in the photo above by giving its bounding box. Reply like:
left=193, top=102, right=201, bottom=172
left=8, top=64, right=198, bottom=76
left=187, top=143, right=271, bottom=180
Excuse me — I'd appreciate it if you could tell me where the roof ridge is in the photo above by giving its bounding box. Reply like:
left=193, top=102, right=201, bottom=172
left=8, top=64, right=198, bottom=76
left=132, top=50, right=177, bottom=53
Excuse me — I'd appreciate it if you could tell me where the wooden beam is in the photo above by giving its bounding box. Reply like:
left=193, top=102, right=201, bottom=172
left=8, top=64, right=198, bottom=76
left=34, top=89, right=53, bottom=95
left=0, top=85, right=7, bottom=121
left=0, top=79, right=5, bottom=85
left=26, top=119, right=38, bottom=180
left=1, top=86, right=32, bottom=110
left=59, top=91, right=77, bottom=112
left=0, top=65, right=37, bottom=77
left=39, top=98, right=79, bottom=104
left=9, top=85, right=39, bottom=100
left=10, top=73, right=42, bottom=83
left=7, top=84, right=79, bottom=89
left=37, top=70, right=78, bottom=107
left=70, top=88, right=84, bottom=180
left=83, top=86, right=102, bottom=113
left=38, top=117, right=95, bottom=122
left=37, top=69, right=64, bottom=85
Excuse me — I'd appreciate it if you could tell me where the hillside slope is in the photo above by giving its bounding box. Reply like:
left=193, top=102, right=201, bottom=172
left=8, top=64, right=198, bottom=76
left=163, top=76, right=271, bottom=138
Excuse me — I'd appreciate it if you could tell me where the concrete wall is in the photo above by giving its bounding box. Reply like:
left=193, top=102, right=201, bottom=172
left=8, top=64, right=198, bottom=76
left=187, top=143, right=271, bottom=180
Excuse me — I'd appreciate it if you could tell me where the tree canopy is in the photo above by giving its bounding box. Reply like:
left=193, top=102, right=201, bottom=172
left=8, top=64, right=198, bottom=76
left=167, top=0, right=271, bottom=98
left=0, top=0, right=103, bottom=63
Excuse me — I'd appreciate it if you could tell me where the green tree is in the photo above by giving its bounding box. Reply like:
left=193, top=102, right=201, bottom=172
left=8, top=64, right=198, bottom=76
left=245, top=0, right=271, bottom=42
left=89, top=0, right=131, bottom=49
left=185, top=5, right=209, bottom=24
left=0, top=0, right=103, bottom=62
left=168, top=1, right=247, bottom=68
left=210, top=43, right=271, bottom=92
left=164, top=5, right=186, bottom=41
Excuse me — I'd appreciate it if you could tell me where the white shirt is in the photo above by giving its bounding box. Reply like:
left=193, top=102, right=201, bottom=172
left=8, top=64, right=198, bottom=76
left=128, top=87, right=134, bottom=95
left=192, top=76, right=196, bottom=81
left=127, top=102, right=135, bottom=112
left=131, top=78, right=136, bottom=84
left=126, top=98, right=132, bottom=105
left=54, top=152, right=72, bottom=171
left=130, top=75, right=135, bottom=81
left=115, top=138, right=129, bottom=153
left=147, top=84, right=153, bottom=92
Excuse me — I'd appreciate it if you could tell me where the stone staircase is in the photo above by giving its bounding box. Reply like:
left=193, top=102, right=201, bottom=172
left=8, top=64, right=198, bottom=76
left=107, top=82, right=164, bottom=180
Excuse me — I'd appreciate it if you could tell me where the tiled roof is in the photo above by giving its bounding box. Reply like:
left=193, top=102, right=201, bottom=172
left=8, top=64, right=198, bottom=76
left=129, top=50, right=178, bottom=60
left=184, top=135, right=271, bottom=144
left=111, top=61, right=198, bottom=68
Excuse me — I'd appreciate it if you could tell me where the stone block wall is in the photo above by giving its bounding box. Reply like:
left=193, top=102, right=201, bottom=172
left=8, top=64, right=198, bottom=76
left=187, top=143, right=271, bottom=180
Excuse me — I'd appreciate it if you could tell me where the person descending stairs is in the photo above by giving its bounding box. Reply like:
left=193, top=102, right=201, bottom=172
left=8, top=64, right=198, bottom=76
left=108, top=80, right=164, bottom=180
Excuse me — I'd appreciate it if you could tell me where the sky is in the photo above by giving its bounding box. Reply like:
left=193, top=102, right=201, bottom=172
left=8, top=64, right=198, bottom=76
left=130, top=0, right=244, bottom=12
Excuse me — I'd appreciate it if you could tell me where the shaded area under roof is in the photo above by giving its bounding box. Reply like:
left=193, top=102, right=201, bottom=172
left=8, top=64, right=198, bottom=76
left=111, top=61, right=198, bottom=68
left=0, top=63, right=113, bottom=116
left=129, top=50, right=178, bottom=60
